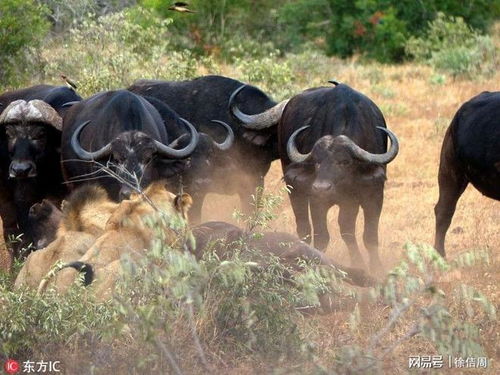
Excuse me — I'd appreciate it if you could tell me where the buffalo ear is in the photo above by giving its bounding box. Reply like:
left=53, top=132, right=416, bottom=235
left=284, top=162, right=315, bottom=186
left=174, top=193, right=193, bottom=219
left=361, top=165, right=386, bottom=183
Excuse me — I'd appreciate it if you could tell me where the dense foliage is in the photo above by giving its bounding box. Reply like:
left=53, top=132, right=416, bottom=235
left=405, top=13, right=497, bottom=77
left=0, top=0, right=49, bottom=85
left=280, top=0, right=499, bottom=62
left=135, top=0, right=500, bottom=63
left=0, top=0, right=498, bottom=87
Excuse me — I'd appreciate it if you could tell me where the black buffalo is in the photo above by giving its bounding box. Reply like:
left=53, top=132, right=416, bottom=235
left=231, top=83, right=399, bottom=271
left=128, top=75, right=277, bottom=222
left=434, top=91, right=500, bottom=256
left=61, top=90, right=199, bottom=201
left=138, top=95, right=235, bottom=223
left=0, top=85, right=82, bottom=255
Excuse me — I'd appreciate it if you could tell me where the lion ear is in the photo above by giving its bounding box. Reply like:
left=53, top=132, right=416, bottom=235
left=174, top=193, right=193, bottom=219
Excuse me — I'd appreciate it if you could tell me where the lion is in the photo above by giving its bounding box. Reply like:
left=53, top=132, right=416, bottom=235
left=0, top=216, right=12, bottom=272
left=36, top=182, right=192, bottom=300
left=14, top=185, right=119, bottom=289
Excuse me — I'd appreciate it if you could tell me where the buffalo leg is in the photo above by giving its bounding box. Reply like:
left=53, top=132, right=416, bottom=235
left=338, top=203, right=365, bottom=268
left=361, top=192, right=383, bottom=272
left=434, top=132, right=468, bottom=257
left=289, top=189, right=312, bottom=243
left=310, top=198, right=331, bottom=251
left=189, top=192, right=205, bottom=225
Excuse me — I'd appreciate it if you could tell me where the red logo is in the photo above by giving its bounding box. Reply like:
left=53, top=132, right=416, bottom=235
left=3, top=359, right=20, bottom=374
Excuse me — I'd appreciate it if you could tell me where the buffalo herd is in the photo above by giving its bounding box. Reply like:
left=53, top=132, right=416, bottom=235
left=0, top=75, right=498, bottom=299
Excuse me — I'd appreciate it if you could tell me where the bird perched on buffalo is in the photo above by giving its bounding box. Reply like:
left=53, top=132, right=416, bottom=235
left=61, top=74, right=78, bottom=90
left=168, top=2, right=196, bottom=13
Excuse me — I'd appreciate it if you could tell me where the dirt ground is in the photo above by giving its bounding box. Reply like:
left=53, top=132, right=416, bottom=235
left=199, top=63, right=499, bottom=373
left=202, top=64, right=499, bottom=267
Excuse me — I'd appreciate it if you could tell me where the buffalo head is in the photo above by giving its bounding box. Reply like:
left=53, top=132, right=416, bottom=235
left=285, top=126, right=399, bottom=197
left=168, top=120, right=235, bottom=193
left=71, top=119, right=199, bottom=200
left=0, top=100, right=62, bottom=179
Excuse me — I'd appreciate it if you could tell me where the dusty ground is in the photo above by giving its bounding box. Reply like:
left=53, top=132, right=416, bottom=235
left=202, top=64, right=499, bottom=267
left=200, top=63, right=499, bottom=373
left=2, top=49, right=497, bottom=372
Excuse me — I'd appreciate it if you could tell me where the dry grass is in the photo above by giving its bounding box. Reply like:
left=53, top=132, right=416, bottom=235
left=199, top=62, right=499, bottom=373
left=6, top=36, right=498, bottom=371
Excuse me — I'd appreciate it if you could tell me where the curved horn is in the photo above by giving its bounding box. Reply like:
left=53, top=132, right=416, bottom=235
left=154, top=118, right=199, bottom=159
left=62, top=101, right=80, bottom=108
left=71, top=120, right=113, bottom=160
left=28, top=100, right=63, bottom=130
left=228, top=85, right=289, bottom=130
left=210, top=120, right=234, bottom=151
left=0, top=100, right=63, bottom=130
left=328, top=79, right=340, bottom=86
left=342, top=126, right=399, bottom=164
left=287, top=126, right=311, bottom=163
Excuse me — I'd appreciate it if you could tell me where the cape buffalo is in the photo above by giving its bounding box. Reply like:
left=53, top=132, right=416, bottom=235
left=434, top=91, right=500, bottom=256
left=61, top=90, right=199, bottom=201
left=0, top=85, right=82, bottom=256
left=139, top=95, right=235, bottom=223
left=128, top=75, right=277, bottom=221
left=230, top=82, right=399, bottom=271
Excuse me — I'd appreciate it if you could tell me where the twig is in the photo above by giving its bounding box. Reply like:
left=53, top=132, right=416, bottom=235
left=186, top=292, right=211, bottom=372
left=379, top=323, right=421, bottom=359
left=368, top=298, right=417, bottom=352
left=153, top=337, right=184, bottom=375
left=115, top=295, right=184, bottom=375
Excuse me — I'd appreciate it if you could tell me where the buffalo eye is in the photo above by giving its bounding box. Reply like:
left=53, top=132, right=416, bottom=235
left=5, top=126, right=16, bottom=139
left=30, top=130, right=46, bottom=141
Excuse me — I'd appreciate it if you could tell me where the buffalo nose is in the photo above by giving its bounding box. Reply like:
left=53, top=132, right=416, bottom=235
left=312, top=180, right=333, bottom=194
left=9, top=161, right=35, bottom=178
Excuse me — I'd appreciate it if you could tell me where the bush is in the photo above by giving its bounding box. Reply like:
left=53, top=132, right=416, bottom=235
left=330, top=244, right=496, bottom=373
left=40, top=0, right=136, bottom=32
left=0, top=284, right=113, bottom=357
left=112, top=188, right=335, bottom=360
left=140, top=0, right=287, bottom=55
left=277, top=0, right=500, bottom=63
left=235, top=53, right=295, bottom=100
left=40, top=7, right=202, bottom=96
left=0, top=0, right=50, bottom=87
left=405, top=13, right=498, bottom=77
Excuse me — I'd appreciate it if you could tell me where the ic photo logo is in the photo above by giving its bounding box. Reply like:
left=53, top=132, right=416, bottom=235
left=3, top=359, right=20, bottom=374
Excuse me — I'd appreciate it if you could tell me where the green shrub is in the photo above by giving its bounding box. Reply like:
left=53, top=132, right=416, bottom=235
left=113, top=188, right=336, bottom=360
left=405, top=13, right=498, bottom=77
left=40, top=0, right=137, bottom=32
left=0, top=284, right=113, bottom=357
left=331, top=244, right=496, bottom=373
left=40, top=7, right=203, bottom=96
left=235, top=53, right=295, bottom=100
left=0, top=0, right=50, bottom=87
left=278, top=0, right=500, bottom=63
